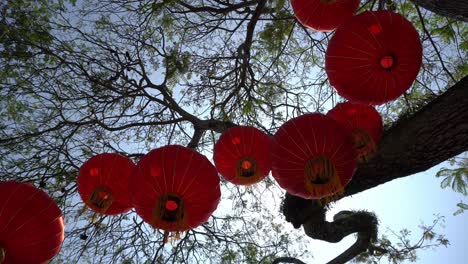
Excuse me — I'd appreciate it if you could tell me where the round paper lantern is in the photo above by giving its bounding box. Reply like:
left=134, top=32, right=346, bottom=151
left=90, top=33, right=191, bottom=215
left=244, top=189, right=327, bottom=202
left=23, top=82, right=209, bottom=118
left=290, top=0, right=360, bottom=32
left=271, top=113, right=357, bottom=199
left=213, top=126, right=272, bottom=185
left=131, top=145, right=221, bottom=233
left=325, top=11, right=422, bottom=105
left=0, top=181, right=64, bottom=264
left=327, top=102, right=383, bottom=162
left=78, top=153, right=136, bottom=215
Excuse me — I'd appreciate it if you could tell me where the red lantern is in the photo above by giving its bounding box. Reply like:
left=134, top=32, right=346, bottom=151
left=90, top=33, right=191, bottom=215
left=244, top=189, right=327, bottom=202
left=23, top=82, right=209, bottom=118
left=78, top=153, right=136, bottom=215
left=327, top=102, right=383, bottom=162
left=325, top=11, right=422, bottom=105
left=213, top=126, right=272, bottom=185
left=0, top=181, right=64, bottom=264
left=131, top=145, right=221, bottom=234
left=290, top=0, right=360, bottom=32
left=271, top=113, right=356, bottom=199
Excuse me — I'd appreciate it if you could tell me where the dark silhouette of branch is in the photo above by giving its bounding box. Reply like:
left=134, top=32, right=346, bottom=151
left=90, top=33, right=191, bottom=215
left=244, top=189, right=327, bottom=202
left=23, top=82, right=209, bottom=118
left=178, top=1, right=257, bottom=14
left=415, top=4, right=456, bottom=83
left=281, top=194, right=378, bottom=264
left=272, top=257, right=307, bottom=264
left=410, top=0, right=468, bottom=21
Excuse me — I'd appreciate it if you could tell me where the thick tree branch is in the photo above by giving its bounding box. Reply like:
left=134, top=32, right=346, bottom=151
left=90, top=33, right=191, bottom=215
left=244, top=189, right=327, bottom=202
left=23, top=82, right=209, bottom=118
left=345, top=75, right=468, bottom=197
left=187, top=120, right=236, bottom=148
left=272, top=257, right=306, bottom=264
left=178, top=1, right=257, bottom=14
left=410, top=0, right=468, bottom=21
left=326, top=225, right=373, bottom=264
left=236, top=0, right=266, bottom=89
left=281, top=194, right=378, bottom=264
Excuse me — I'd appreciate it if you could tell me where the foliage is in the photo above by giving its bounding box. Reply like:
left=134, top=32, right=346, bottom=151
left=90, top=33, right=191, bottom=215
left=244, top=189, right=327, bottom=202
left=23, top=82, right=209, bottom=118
left=0, top=0, right=467, bottom=263
left=436, top=155, right=468, bottom=215
left=353, top=216, right=449, bottom=264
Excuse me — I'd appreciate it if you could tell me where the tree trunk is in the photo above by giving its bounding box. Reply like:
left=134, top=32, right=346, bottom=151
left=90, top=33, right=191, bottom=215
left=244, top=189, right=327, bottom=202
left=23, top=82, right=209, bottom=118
left=410, top=0, right=468, bottom=21
left=344, top=75, right=468, bottom=197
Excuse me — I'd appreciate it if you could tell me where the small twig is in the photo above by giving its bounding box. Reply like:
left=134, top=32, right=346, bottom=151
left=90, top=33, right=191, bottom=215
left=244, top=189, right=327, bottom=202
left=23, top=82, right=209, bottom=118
left=378, top=0, right=386, bottom=10
left=415, top=4, right=456, bottom=83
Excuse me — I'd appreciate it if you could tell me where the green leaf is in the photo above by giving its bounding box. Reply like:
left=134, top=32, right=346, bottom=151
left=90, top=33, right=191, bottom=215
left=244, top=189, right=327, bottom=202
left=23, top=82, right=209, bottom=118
left=457, top=202, right=468, bottom=210
left=440, top=174, right=452, bottom=189
left=436, top=167, right=467, bottom=195
left=243, top=100, right=253, bottom=114
left=454, top=202, right=468, bottom=216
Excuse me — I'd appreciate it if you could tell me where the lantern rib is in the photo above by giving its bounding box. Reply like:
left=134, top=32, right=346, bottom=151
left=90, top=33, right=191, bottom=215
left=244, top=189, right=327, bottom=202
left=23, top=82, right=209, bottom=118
left=0, top=182, right=21, bottom=220
left=17, top=232, right=61, bottom=247
left=7, top=196, right=55, bottom=239
left=218, top=133, right=240, bottom=160
left=161, top=147, right=169, bottom=195
left=179, top=155, right=205, bottom=198
left=177, top=150, right=197, bottom=195
left=270, top=154, right=304, bottom=166
left=300, top=1, right=320, bottom=27
left=0, top=187, right=40, bottom=236
left=327, top=140, right=348, bottom=162
left=277, top=127, right=309, bottom=160
left=147, top=158, right=164, bottom=196
left=171, top=146, right=180, bottom=192
left=307, top=117, right=319, bottom=155
left=293, top=118, right=315, bottom=158
left=348, top=29, right=379, bottom=52
left=233, top=130, right=243, bottom=159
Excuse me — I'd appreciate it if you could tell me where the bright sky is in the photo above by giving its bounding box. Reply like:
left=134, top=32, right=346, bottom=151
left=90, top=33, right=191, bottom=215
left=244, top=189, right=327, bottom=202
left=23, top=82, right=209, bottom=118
left=299, top=160, right=468, bottom=264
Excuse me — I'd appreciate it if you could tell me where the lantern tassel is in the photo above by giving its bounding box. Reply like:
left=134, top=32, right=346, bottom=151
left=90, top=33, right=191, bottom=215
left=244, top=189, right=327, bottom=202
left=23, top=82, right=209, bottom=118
left=0, top=247, right=5, bottom=264
left=163, top=231, right=169, bottom=244
left=91, top=212, right=98, bottom=223
left=162, top=231, right=184, bottom=244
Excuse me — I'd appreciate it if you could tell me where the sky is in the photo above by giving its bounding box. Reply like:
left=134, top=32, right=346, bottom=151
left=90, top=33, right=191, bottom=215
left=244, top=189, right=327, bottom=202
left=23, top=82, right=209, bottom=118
left=298, top=159, right=468, bottom=264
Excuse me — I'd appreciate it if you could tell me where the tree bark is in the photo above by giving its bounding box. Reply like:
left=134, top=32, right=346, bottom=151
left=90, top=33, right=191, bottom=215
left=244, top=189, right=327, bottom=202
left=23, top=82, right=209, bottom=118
left=410, top=0, right=468, bottom=21
left=344, top=75, right=468, bottom=197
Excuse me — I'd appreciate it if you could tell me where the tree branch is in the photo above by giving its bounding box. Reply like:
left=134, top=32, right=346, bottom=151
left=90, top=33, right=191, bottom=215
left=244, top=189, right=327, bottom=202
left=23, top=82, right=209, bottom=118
left=415, top=4, right=456, bottom=82
left=410, top=0, right=468, bottom=21
left=344, top=75, right=468, bottom=197
left=281, top=194, right=379, bottom=264
left=272, top=257, right=307, bottom=264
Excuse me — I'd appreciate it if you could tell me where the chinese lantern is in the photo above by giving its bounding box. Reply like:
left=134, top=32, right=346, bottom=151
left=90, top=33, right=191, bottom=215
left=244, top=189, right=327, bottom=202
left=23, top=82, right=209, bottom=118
left=290, top=0, right=360, bottom=32
left=271, top=113, right=356, bottom=199
left=213, top=126, right=272, bottom=185
left=327, top=102, right=383, bottom=162
left=78, top=153, right=136, bottom=215
left=325, top=11, right=422, bottom=105
left=131, top=145, right=221, bottom=236
left=0, top=181, right=64, bottom=264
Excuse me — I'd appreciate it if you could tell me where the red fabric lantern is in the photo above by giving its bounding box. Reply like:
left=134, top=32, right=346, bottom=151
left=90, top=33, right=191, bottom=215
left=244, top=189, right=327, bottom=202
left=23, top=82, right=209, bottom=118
left=271, top=113, right=357, bottom=199
left=78, top=153, right=136, bottom=215
left=0, top=181, right=64, bottom=264
left=213, top=126, right=272, bottom=185
left=327, top=102, right=383, bottom=162
left=131, top=145, right=221, bottom=233
left=290, top=0, right=360, bottom=32
left=325, top=11, right=422, bottom=105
